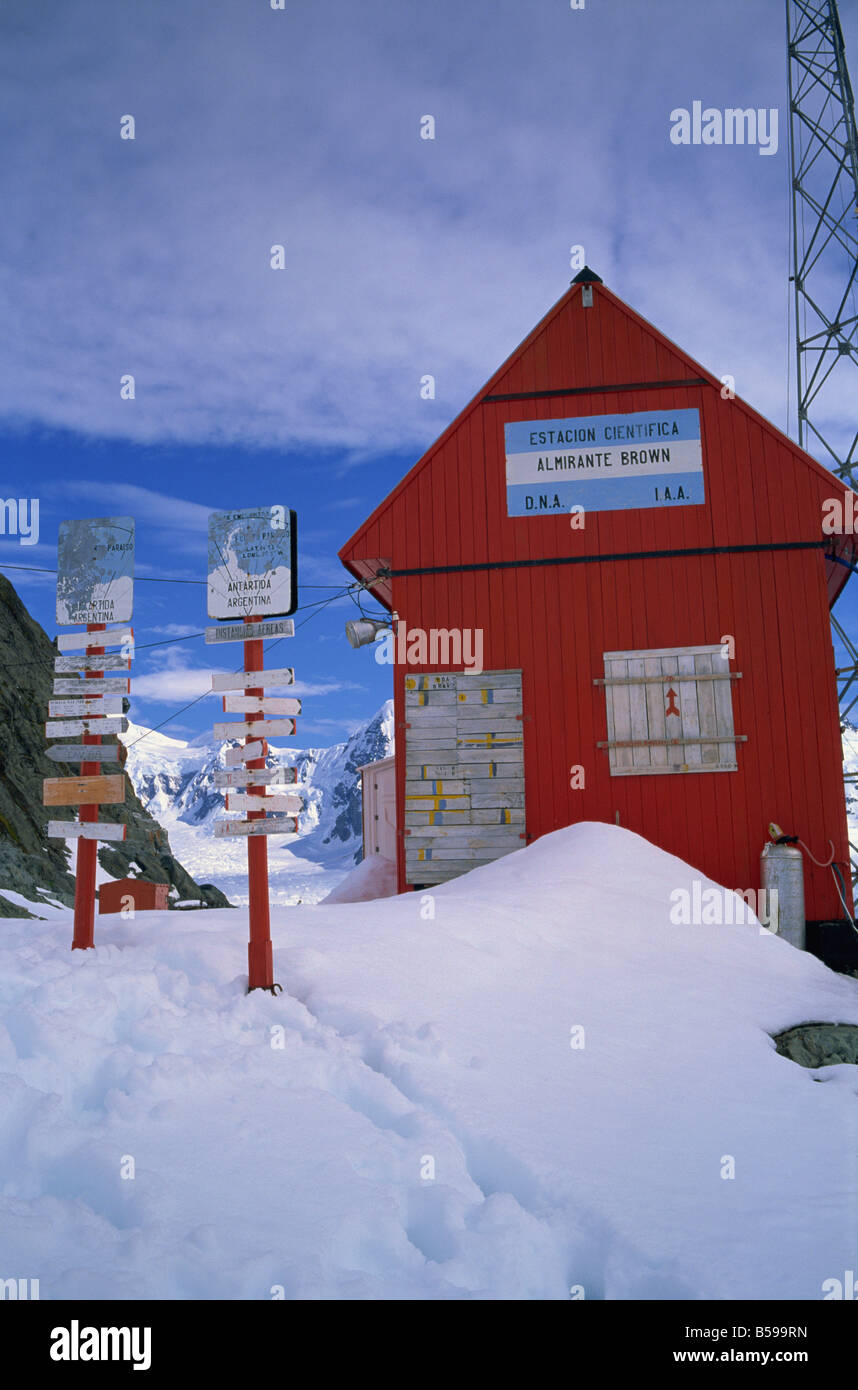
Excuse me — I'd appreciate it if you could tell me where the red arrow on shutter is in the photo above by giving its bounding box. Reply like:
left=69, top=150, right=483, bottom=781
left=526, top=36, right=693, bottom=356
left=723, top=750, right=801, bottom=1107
left=665, top=688, right=680, bottom=717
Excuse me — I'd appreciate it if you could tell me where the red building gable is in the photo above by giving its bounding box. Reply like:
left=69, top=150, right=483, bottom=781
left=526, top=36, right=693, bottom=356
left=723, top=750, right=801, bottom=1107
left=339, top=271, right=854, bottom=922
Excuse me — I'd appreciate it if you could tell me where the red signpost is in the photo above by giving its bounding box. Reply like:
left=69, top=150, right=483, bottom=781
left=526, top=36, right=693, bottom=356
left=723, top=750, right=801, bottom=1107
left=71, top=624, right=104, bottom=950
left=48, top=516, right=135, bottom=952
left=206, top=506, right=299, bottom=993
left=243, top=616, right=276, bottom=992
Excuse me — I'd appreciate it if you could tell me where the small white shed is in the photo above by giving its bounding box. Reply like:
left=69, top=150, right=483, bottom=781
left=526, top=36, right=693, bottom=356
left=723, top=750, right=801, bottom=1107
left=358, top=755, right=397, bottom=862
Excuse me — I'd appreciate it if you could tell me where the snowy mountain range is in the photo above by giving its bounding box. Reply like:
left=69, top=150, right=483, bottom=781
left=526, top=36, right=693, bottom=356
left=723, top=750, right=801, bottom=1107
left=120, top=702, right=395, bottom=905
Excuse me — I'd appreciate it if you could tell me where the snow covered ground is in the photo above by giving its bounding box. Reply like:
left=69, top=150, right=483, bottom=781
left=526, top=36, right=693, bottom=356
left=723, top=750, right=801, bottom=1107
left=1, top=822, right=857, bottom=1300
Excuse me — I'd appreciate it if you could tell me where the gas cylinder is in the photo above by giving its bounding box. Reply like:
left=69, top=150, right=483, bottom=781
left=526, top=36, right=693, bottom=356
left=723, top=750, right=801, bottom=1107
left=760, top=837, right=805, bottom=949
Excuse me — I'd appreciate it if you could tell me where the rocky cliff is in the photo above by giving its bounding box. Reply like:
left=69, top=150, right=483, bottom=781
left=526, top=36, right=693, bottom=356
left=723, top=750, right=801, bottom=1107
left=0, top=572, right=230, bottom=916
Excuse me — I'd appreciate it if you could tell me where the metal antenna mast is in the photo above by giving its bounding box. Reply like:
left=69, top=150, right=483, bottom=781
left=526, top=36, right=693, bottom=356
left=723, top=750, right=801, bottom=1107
left=786, top=0, right=858, bottom=877
left=788, top=0, right=858, bottom=476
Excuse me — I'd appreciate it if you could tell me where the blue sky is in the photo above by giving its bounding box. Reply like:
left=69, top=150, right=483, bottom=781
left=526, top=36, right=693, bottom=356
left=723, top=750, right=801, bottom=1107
left=0, top=0, right=856, bottom=745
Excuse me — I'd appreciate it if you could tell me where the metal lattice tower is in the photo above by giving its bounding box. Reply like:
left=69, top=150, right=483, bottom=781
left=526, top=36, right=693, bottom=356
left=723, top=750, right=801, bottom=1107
left=787, top=0, right=858, bottom=881
left=787, top=0, right=858, bottom=480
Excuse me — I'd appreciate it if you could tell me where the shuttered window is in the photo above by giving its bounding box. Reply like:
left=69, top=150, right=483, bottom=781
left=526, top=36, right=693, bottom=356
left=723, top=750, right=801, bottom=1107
left=596, top=644, right=744, bottom=777
left=404, top=669, right=525, bottom=884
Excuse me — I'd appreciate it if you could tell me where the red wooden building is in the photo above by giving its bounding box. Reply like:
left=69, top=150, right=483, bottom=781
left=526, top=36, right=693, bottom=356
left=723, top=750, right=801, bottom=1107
left=100, top=878, right=169, bottom=914
left=339, top=270, right=854, bottom=924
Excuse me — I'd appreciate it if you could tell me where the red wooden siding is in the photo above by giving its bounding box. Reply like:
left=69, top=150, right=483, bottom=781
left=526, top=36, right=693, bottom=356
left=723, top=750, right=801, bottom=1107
left=339, top=277, right=852, bottom=918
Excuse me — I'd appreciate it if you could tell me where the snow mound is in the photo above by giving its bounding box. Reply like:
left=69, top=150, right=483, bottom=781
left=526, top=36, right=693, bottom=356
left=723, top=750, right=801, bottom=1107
left=320, top=855, right=399, bottom=904
left=1, top=821, right=857, bottom=1300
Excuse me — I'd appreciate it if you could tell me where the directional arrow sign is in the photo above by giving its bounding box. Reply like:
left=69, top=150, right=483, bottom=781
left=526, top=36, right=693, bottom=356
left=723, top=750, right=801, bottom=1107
left=222, top=696, right=301, bottom=716
left=214, top=766, right=297, bottom=788
left=47, top=820, right=126, bottom=841
left=205, top=619, right=294, bottom=644
left=225, top=792, right=303, bottom=814
left=43, top=775, right=125, bottom=807
left=56, top=627, right=133, bottom=652
left=214, top=816, right=298, bottom=838
left=53, top=678, right=130, bottom=696
left=224, top=740, right=266, bottom=767
left=45, top=717, right=128, bottom=738
left=49, top=696, right=126, bottom=717
left=211, top=667, right=294, bottom=692
left=55, top=654, right=131, bottom=673
left=45, top=744, right=127, bottom=765
left=213, top=718, right=295, bottom=739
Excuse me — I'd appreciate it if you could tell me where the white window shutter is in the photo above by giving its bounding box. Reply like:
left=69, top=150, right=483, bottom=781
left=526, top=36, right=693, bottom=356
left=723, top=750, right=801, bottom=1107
left=597, top=645, right=744, bottom=777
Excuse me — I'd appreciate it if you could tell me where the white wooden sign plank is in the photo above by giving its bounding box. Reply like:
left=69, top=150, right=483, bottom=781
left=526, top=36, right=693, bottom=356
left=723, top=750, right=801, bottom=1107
left=45, top=717, right=128, bottom=738
left=210, top=667, right=294, bottom=692
left=454, top=688, right=521, bottom=704
left=405, top=779, right=467, bottom=795
left=405, top=690, right=457, bottom=706
left=49, top=696, right=125, bottom=717
left=450, top=671, right=522, bottom=689
left=55, top=654, right=131, bottom=673
left=406, top=811, right=470, bottom=826
left=213, top=766, right=297, bottom=788
left=56, top=627, right=133, bottom=652
left=47, top=820, right=126, bottom=841
left=214, top=816, right=298, bottom=838
left=225, top=792, right=303, bottom=813
left=53, top=678, right=130, bottom=695
left=406, top=843, right=514, bottom=860
left=405, top=794, right=470, bottom=810
left=406, top=826, right=522, bottom=844
left=224, top=740, right=265, bottom=766
left=472, top=808, right=524, bottom=825
left=45, top=744, right=127, bottom=764
left=213, top=718, right=295, bottom=739
left=470, top=791, right=525, bottom=810
left=454, top=718, right=522, bottom=735
left=205, top=619, right=294, bottom=644
left=222, top=696, right=301, bottom=716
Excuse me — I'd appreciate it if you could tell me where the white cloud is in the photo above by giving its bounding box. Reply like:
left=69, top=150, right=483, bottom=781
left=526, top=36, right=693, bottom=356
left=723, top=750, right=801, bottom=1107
left=60, top=483, right=212, bottom=534
left=147, top=623, right=206, bottom=638
left=0, top=0, right=852, bottom=460
left=131, top=652, right=363, bottom=704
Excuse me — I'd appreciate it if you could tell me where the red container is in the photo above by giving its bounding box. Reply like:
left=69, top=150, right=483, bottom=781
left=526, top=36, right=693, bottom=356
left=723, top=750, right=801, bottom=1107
left=99, top=878, right=170, bottom=914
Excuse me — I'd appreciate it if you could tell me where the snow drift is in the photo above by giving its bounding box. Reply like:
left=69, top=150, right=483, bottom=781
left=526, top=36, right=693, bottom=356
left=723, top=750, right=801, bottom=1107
left=1, top=822, right=857, bottom=1300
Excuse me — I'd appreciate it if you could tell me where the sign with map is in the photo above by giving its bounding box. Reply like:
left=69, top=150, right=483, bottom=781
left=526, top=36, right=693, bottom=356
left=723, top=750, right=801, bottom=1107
left=56, top=517, right=135, bottom=625
left=207, top=505, right=297, bottom=620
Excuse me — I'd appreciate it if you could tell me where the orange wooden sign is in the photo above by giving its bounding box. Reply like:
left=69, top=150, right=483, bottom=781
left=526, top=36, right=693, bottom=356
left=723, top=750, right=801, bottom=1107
left=42, top=774, right=126, bottom=807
